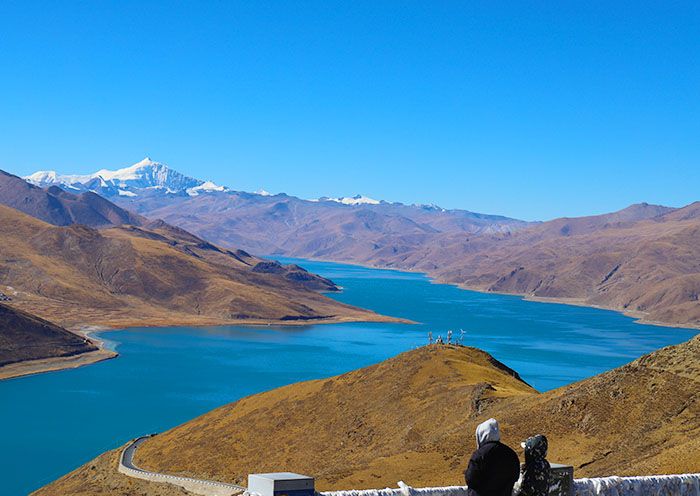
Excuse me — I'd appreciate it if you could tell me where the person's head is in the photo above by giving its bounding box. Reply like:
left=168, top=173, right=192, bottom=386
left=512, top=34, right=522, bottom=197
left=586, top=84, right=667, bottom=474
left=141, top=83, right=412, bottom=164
left=475, top=418, right=501, bottom=448
left=521, top=434, right=548, bottom=461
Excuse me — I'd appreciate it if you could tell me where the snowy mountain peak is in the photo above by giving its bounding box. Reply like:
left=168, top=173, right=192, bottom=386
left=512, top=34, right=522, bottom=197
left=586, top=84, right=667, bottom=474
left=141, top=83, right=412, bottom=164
left=25, top=158, right=227, bottom=198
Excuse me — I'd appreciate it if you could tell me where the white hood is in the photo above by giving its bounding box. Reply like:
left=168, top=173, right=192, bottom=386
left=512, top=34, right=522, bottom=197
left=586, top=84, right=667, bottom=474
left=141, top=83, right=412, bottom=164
left=475, top=418, right=500, bottom=447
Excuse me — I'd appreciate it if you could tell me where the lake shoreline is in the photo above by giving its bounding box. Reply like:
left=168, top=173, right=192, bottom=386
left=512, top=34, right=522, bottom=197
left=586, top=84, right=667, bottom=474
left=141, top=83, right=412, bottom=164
left=0, top=308, right=410, bottom=382
left=273, top=255, right=700, bottom=332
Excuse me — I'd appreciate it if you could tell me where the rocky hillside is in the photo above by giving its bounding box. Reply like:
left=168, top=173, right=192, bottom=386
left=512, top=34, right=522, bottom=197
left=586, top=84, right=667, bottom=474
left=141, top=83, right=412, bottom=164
left=0, top=303, right=97, bottom=367
left=0, top=203, right=391, bottom=330
left=36, top=335, right=700, bottom=494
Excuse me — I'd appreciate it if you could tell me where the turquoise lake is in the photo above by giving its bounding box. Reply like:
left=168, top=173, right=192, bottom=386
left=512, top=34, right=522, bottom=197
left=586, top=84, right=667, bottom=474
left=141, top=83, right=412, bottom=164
left=1, top=258, right=696, bottom=495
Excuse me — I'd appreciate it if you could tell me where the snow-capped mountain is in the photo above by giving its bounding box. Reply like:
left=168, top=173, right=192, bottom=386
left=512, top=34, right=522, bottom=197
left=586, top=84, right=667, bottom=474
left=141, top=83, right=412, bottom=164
left=25, top=158, right=386, bottom=205
left=25, top=158, right=227, bottom=198
left=316, top=194, right=382, bottom=205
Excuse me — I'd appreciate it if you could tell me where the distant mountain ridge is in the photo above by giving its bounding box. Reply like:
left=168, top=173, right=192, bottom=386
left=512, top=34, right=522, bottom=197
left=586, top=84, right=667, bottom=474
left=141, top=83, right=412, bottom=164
left=24, top=157, right=517, bottom=218
left=23, top=158, right=530, bottom=256
left=0, top=169, right=145, bottom=227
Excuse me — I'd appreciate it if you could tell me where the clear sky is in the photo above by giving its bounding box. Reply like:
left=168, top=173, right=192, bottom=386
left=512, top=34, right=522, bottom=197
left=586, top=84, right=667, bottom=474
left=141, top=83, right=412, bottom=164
left=1, top=1, right=698, bottom=221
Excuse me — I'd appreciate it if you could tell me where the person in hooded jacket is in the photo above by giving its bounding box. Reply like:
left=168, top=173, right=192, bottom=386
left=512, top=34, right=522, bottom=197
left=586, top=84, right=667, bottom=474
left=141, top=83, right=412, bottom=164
left=464, top=418, right=520, bottom=496
left=514, top=434, right=550, bottom=496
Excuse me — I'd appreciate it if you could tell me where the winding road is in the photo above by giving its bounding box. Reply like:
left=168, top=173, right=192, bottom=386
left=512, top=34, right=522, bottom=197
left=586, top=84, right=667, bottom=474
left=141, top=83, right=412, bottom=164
left=119, top=434, right=246, bottom=496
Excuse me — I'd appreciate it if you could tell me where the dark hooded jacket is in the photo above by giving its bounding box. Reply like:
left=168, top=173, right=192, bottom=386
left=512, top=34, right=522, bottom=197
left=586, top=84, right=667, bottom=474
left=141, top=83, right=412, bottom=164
left=515, top=435, right=551, bottom=496
left=464, top=418, right=520, bottom=496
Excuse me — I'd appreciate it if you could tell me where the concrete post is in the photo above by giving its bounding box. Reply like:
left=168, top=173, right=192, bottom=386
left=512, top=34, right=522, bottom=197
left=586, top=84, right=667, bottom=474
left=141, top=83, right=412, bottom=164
left=549, top=463, right=574, bottom=496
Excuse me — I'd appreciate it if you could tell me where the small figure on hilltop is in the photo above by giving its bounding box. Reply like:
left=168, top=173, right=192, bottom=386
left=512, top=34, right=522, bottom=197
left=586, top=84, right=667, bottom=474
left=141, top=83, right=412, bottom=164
left=447, top=329, right=453, bottom=344
left=428, top=331, right=433, bottom=345
left=436, top=335, right=444, bottom=344
left=464, top=418, right=520, bottom=496
left=513, top=435, right=550, bottom=496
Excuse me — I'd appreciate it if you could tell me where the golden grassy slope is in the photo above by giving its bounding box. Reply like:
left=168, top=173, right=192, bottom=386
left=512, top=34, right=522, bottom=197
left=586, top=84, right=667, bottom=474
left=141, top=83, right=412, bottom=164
left=36, top=337, right=700, bottom=495
left=0, top=204, right=393, bottom=330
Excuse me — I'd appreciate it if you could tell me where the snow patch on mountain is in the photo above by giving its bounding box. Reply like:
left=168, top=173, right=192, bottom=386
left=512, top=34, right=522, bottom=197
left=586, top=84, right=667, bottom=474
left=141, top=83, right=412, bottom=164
left=317, top=194, right=381, bottom=205
left=414, top=203, right=447, bottom=212
left=186, top=181, right=227, bottom=196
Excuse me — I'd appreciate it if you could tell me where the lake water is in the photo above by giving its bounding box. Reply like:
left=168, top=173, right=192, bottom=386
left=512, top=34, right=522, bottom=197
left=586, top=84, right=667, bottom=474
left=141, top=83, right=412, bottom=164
left=0, top=258, right=696, bottom=495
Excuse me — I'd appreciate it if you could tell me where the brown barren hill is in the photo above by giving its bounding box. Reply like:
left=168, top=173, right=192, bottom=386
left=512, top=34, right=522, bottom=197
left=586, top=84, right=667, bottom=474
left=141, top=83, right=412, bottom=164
left=424, top=203, right=700, bottom=328
left=0, top=203, right=394, bottom=330
left=37, top=337, right=700, bottom=495
left=0, top=303, right=97, bottom=366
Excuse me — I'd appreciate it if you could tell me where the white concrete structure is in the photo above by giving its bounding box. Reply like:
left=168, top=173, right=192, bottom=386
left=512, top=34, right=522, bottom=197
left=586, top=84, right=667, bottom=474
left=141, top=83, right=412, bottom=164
left=248, top=472, right=315, bottom=496
left=321, top=474, right=700, bottom=496
left=573, top=473, right=700, bottom=495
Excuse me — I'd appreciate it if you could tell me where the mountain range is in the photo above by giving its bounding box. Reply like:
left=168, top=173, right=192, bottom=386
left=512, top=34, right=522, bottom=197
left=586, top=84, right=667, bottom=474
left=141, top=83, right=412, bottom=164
left=36, top=335, right=700, bottom=494
left=25, top=158, right=531, bottom=254
left=24, top=158, right=700, bottom=328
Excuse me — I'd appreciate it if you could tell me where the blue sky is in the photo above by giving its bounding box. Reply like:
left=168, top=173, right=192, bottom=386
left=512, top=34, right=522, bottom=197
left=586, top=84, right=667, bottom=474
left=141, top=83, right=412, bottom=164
left=1, top=1, right=698, bottom=221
